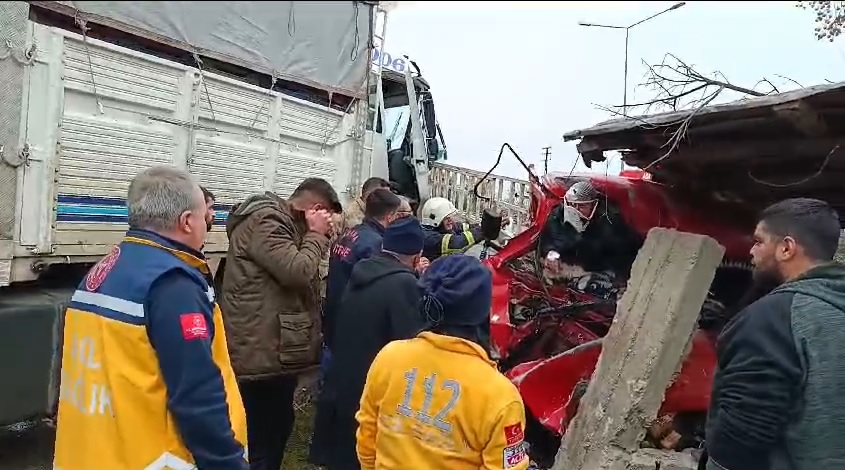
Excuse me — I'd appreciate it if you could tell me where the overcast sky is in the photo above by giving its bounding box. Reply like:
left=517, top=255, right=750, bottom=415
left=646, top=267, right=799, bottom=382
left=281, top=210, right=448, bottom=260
left=381, top=1, right=843, bottom=179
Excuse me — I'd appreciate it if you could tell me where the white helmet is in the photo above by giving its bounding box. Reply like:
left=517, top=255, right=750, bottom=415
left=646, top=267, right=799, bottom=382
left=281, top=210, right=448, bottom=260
left=419, top=197, right=457, bottom=227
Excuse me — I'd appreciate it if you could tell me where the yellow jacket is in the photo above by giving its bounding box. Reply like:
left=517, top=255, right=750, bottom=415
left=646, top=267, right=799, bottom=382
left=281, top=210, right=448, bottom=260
left=356, top=332, right=529, bottom=470
left=53, top=230, right=247, bottom=470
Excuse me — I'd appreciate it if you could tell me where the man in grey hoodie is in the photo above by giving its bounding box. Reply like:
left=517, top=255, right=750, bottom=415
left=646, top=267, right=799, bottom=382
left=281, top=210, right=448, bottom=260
left=705, top=198, right=845, bottom=470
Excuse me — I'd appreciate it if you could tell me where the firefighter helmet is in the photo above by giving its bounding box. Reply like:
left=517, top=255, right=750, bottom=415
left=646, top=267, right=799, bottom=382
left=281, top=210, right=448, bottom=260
left=419, top=197, right=458, bottom=227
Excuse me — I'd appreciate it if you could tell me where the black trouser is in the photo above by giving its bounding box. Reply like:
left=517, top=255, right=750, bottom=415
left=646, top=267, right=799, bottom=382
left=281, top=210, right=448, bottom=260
left=310, top=393, right=360, bottom=470
left=308, top=394, right=335, bottom=466
left=238, top=375, right=299, bottom=470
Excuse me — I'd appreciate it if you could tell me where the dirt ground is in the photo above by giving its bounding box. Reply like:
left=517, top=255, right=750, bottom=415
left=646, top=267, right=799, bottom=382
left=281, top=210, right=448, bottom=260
left=0, top=406, right=320, bottom=470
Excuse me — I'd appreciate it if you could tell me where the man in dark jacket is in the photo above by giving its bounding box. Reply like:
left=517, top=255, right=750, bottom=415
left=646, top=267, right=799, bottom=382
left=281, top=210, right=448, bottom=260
left=539, top=180, right=642, bottom=299
left=705, top=198, right=845, bottom=470
left=308, top=189, right=401, bottom=465
left=322, top=188, right=402, bottom=349
left=310, top=217, right=427, bottom=470
left=218, top=178, right=341, bottom=470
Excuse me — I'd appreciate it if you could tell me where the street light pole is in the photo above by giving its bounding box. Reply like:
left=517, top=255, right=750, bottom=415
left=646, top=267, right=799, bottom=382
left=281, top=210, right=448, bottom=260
left=579, top=2, right=685, bottom=117
left=579, top=2, right=686, bottom=171
left=623, top=28, right=629, bottom=118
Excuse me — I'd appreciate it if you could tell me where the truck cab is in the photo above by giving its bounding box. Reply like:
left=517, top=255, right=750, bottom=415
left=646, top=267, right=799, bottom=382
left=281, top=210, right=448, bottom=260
left=370, top=60, right=448, bottom=207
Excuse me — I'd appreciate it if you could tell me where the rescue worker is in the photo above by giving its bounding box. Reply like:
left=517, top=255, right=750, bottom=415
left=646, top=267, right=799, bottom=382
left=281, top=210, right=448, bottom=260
left=356, top=255, right=530, bottom=470
left=322, top=188, right=403, bottom=349
left=318, top=177, right=390, bottom=328
left=308, top=188, right=403, bottom=466
left=539, top=180, right=641, bottom=299
left=312, top=217, right=428, bottom=470
left=218, top=178, right=341, bottom=470
left=53, top=165, right=248, bottom=470
left=419, top=197, right=484, bottom=261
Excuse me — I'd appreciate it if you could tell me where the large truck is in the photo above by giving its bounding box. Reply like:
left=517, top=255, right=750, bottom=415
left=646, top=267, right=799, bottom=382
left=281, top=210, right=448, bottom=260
left=0, top=1, right=526, bottom=426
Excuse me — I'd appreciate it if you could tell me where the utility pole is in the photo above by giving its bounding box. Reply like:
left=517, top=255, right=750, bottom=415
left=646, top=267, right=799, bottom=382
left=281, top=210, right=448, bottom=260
left=541, top=146, right=551, bottom=175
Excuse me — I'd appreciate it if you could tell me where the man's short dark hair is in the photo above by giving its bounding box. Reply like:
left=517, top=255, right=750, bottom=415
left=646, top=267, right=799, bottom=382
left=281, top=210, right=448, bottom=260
left=759, top=198, right=841, bottom=261
left=292, top=177, right=343, bottom=214
left=201, top=186, right=215, bottom=203
left=361, top=177, right=390, bottom=196
left=365, top=188, right=401, bottom=219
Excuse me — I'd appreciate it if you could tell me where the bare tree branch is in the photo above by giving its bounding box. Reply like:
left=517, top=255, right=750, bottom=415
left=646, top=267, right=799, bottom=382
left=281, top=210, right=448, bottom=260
left=754, top=78, right=780, bottom=94
left=596, top=53, right=804, bottom=171
left=775, top=74, right=804, bottom=88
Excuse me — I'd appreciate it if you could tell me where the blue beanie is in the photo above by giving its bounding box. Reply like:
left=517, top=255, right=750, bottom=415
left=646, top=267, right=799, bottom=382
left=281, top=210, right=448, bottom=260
left=418, top=255, right=492, bottom=328
left=382, top=217, right=425, bottom=255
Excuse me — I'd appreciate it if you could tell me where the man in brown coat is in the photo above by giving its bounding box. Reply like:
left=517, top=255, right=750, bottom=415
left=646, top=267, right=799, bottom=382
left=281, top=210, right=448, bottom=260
left=218, top=177, right=341, bottom=470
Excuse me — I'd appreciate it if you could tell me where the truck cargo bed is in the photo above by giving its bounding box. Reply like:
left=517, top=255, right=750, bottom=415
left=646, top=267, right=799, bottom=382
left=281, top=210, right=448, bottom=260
left=6, top=21, right=362, bottom=284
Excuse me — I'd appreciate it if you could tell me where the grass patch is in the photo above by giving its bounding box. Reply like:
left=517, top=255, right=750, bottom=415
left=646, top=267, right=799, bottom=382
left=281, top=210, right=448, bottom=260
left=281, top=404, right=321, bottom=470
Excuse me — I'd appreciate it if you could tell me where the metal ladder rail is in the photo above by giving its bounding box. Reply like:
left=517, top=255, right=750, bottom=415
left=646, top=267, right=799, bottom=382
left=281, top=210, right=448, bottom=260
left=349, top=4, right=389, bottom=199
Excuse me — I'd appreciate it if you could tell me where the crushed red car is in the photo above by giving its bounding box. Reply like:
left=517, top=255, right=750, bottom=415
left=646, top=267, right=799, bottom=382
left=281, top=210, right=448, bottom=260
left=479, top=168, right=755, bottom=465
left=478, top=83, right=845, bottom=465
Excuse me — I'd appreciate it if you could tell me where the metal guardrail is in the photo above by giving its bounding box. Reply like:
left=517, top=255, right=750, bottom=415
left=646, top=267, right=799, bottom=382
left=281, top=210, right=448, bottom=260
left=430, top=162, right=532, bottom=229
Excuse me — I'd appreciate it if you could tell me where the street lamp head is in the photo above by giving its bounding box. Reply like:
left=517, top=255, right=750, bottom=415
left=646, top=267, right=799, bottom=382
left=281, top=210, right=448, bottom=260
left=577, top=22, right=626, bottom=29
left=669, top=2, right=686, bottom=10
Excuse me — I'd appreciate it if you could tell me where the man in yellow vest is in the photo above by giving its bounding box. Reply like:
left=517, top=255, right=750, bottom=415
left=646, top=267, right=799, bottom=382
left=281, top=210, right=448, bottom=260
left=53, top=165, right=248, bottom=470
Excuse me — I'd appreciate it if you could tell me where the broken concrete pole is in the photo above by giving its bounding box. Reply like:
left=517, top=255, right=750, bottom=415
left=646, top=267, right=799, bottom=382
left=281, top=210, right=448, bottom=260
left=628, top=449, right=699, bottom=470
left=552, top=228, right=725, bottom=470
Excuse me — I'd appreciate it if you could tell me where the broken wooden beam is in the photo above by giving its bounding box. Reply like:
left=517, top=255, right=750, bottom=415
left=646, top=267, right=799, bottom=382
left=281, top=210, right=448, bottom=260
left=552, top=228, right=725, bottom=470
left=772, top=100, right=829, bottom=137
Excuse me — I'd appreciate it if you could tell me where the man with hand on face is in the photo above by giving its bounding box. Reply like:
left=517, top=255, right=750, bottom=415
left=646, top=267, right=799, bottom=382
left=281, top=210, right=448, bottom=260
left=704, top=198, right=845, bottom=470
left=315, top=217, right=428, bottom=470
left=53, top=166, right=247, bottom=470
left=218, top=177, right=341, bottom=470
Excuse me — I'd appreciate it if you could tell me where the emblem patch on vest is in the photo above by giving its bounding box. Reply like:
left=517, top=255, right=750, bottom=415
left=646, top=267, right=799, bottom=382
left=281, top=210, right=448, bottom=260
left=85, top=245, right=121, bottom=292
left=180, top=313, right=209, bottom=340
left=503, top=423, right=524, bottom=446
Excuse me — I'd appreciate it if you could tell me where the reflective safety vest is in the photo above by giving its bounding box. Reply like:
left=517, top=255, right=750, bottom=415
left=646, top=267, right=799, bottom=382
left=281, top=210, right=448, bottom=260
left=422, top=223, right=484, bottom=261
left=53, top=231, right=247, bottom=470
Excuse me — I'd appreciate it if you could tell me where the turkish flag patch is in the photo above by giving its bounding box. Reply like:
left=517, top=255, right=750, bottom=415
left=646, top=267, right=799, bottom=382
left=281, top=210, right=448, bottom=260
left=503, top=423, right=524, bottom=446
left=180, top=313, right=209, bottom=340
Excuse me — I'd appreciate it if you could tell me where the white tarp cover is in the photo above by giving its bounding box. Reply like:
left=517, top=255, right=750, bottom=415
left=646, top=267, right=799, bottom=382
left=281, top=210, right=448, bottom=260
left=56, top=1, right=373, bottom=96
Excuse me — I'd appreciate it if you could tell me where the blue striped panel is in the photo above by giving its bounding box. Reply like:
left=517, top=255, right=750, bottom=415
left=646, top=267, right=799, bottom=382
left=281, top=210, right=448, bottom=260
left=56, top=195, right=231, bottom=225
